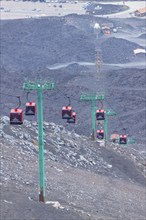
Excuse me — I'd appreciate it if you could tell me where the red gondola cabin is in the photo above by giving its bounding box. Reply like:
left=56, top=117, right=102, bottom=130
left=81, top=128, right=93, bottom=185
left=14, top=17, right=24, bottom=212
left=25, top=102, right=36, bottom=115
left=67, top=112, right=76, bottom=123
left=10, top=108, right=23, bottom=125
left=96, top=109, right=105, bottom=120
left=97, top=130, right=104, bottom=139
left=62, top=106, right=72, bottom=119
left=119, top=135, right=127, bottom=144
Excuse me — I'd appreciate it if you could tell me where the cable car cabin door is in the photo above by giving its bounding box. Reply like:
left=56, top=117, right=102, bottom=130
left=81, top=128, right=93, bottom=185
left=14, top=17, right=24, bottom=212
left=96, top=110, right=105, bottom=120
left=25, top=102, right=36, bottom=115
left=10, top=109, right=23, bottom=125
left=97, top=130, right=104, bottom=140
left=67, top=112, right=76, bottom=123
left=119, top=135, right=127, bottom=144
left=62, top=106, right=72, bottom=119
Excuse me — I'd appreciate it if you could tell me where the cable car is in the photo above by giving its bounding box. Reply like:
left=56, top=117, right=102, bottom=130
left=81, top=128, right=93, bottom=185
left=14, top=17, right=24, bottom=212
left=62, top=106, right=72, bottom=119
left=97, top=129, right=104, bottom=139
left=110, top=133, right=119, bottom=143
left=119, top=135, right=127, bottom=144
left=96, top=109, right=105, bottom=120
left=102, top=26, right=110, bottom=36
left=25, top=102, right=36, bottom=115
left=67, top=112, right=76, bottom=123
left=10, top=108, right=23, bottom=125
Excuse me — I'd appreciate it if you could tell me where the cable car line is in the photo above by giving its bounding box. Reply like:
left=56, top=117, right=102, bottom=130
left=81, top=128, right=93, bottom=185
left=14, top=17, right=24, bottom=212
left=0, top=86, right=80, bottom=103
left=0, top=92, right=22, bottom=98
left=55, top=87, right=80, bottom=103
left=99, top=100, right=103, bottom=109
left=26, top=92, right=30, bottom=102
left=16, top=96, right=21, bottom=109
left=0, top=88, right=135, bottom=144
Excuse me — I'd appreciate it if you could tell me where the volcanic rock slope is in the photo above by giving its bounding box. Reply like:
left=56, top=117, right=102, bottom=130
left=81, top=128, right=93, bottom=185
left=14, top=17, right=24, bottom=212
left=0, top=116, right=146, bottom=220
left=0, top=12, right=146, bottom=220
left=0, top=15, right=146, bottom=146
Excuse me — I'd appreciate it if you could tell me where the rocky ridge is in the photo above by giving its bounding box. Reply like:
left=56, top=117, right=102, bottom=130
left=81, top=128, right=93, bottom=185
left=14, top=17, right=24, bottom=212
left=1, top=116, right=146, bottom=184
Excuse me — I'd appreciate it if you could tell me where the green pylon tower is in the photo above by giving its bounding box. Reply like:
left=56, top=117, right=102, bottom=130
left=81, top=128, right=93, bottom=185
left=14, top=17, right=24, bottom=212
left=23, top=81, right=54, bottom=202
left=80, top=93, right=104, bottom=140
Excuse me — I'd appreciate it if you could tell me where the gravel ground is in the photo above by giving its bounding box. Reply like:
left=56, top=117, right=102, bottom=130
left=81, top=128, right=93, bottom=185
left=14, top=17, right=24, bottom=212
left=0, top=116, right=146, bottom=220
left=0, top=1, right=86, bottom=20
left=100, top=37, right=144, bottom=63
